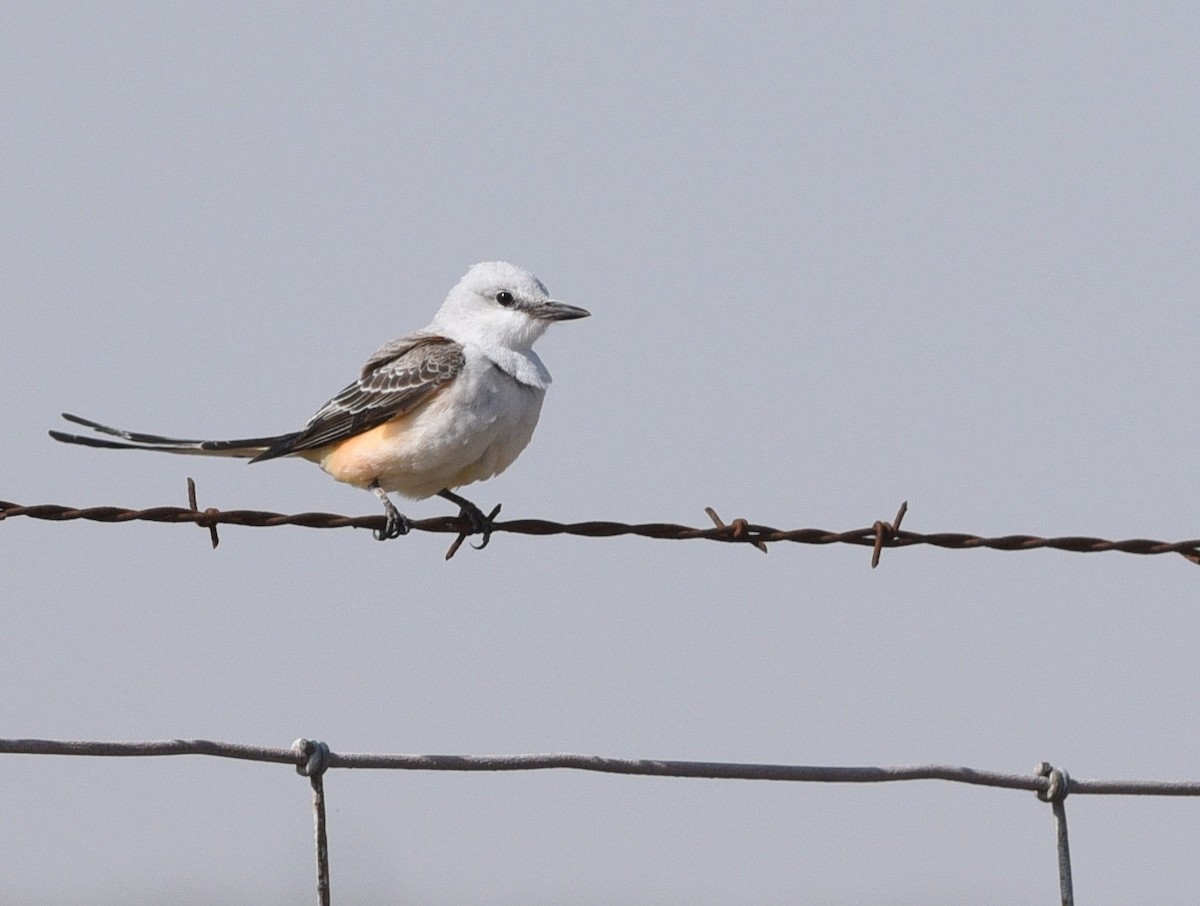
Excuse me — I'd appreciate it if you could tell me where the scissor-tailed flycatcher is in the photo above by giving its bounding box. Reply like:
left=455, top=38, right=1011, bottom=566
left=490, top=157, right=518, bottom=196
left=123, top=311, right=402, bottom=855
left=50, top=261, right=589, bottom=546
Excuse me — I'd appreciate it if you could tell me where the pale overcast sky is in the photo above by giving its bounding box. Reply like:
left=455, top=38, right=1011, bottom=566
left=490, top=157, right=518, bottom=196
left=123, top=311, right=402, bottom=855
left=3, top=3, right=1200, bottom=903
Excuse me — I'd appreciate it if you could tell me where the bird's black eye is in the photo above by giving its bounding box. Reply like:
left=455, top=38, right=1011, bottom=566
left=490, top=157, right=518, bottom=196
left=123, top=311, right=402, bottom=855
left=496, top=290, right=515, bottom=307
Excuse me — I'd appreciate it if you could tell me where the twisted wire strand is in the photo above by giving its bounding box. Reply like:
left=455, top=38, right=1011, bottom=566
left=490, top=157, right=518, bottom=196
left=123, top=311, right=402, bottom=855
left=2, top=493, right=1199, bottom=563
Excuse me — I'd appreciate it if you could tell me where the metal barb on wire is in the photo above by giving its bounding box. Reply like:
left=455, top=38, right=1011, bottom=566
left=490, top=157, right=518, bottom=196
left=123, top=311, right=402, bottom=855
left=293, top=739, right=331, bottom=906
left=1036, top=761, right=1074, bottom=906
left=871, top=500, right=908, bottom=568
left=2, top=484, right=1200, bottom=566
left=186, top=477, right=220, bottom=549
left=705, top=507, right=768, bottom=554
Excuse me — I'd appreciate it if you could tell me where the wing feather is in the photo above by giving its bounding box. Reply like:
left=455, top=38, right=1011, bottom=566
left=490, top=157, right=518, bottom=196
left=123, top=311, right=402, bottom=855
left=250, top=333, right=464, bottom=462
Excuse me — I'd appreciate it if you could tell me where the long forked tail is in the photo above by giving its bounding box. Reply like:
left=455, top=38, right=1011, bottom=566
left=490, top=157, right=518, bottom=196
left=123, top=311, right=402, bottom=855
left=49, top=413, right=300, bottom=460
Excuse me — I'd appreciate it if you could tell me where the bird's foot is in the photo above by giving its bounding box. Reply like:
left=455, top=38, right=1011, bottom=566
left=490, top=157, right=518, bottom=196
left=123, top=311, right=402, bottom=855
left=461, top=500, right=502, bottom=551
left=371, top=481, right=411, bottom=541
left=438, top=489, right=502, bottom=558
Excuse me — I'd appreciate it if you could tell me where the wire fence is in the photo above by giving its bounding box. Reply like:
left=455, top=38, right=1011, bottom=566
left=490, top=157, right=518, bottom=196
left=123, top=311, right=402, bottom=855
left=7, top=486, right=1199, bottom=901
left=3, top=480, right=1199, bottom=564
left=7, top=736, right=1200, bottom=904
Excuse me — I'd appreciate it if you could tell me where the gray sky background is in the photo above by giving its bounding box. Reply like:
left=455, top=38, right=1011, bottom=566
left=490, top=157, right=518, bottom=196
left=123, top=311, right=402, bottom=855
left=3, top=3, right=1199, bottom=903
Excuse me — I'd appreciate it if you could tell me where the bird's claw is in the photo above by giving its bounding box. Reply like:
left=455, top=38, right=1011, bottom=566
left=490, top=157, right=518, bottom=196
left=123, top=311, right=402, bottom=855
left=466, top=502, right=502, bottom=550
left=373, top=509, right=411, bottom=541
left=444, top=502, right=502, bottom=559
left=371, top=481, right=411, bottom=541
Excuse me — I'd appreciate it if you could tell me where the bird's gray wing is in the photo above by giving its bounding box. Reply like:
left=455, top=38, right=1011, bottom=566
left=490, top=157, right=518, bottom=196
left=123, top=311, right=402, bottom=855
left=251, top=333, right=465, bottom=462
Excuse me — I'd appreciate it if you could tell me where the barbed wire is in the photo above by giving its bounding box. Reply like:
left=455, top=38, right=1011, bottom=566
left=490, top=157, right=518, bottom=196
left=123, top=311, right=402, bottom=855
left=1, top=479, right=1198, bottom=565
left=8, top=736, right=1200, bottom=904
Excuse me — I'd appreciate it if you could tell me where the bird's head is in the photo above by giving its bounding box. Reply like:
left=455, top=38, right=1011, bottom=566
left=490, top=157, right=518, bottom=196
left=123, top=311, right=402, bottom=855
left=431, top=261, right=589, bottom=352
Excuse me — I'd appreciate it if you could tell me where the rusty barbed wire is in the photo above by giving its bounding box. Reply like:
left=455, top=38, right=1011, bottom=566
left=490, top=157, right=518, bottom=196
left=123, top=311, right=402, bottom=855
left=1, top=479, right=1198, bottom=565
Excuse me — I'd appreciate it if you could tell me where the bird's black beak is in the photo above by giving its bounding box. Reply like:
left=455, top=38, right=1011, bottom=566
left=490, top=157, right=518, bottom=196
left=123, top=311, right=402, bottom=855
left=535, top=300, right=591, bottom=322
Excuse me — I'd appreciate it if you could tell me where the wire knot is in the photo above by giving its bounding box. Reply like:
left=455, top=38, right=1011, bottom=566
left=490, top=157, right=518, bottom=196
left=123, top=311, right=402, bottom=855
left=1035, top=761, right=1070, bottom=803
left=293, top=738, right=331, bottom=778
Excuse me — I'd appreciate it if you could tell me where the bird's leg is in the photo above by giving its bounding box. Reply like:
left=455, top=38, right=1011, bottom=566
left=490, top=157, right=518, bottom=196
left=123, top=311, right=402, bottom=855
left=438, top=488, right=501, bottom=551
left=370, top=479, right=411, bottom=541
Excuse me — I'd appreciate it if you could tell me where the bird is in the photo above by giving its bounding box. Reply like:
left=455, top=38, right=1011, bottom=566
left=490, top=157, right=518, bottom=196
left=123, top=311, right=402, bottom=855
left=50, top=261, right=590, bottom=548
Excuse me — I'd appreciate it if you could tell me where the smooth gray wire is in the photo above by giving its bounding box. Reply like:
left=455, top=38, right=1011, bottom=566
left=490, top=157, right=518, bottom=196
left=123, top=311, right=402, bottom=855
left=293, top=739, right=331, bottom=906
left=4, top=738, right=1200, bottom=796
left=12, top=737, right=1200, bottom=903
left=1036, top=762, right=1074, bottom=906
